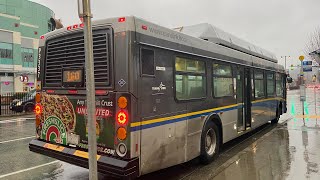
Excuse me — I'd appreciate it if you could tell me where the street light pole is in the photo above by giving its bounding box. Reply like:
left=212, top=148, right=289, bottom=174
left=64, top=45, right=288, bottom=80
left=79, top=0, right=98, bottom=179
left=299, top=55, right=306, bottom=117
left=281, top=55, right=290, bottom=72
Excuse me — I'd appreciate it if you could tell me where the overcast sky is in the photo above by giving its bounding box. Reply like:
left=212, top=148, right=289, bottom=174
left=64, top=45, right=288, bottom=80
left=31, top=0, right=320, bottom=68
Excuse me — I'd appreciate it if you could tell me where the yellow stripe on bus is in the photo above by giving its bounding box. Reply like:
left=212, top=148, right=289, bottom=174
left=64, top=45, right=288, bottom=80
left=73, top=150, right=101, bottom=160
left=44, top=143, right=65, bottom=152
left=130, top=103, right=239, bottom=127
left=130, top=97, right=284, bottom=128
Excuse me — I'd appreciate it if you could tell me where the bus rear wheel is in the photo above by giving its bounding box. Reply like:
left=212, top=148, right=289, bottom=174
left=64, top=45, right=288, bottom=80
left=200, top=121, right=220, bottom=164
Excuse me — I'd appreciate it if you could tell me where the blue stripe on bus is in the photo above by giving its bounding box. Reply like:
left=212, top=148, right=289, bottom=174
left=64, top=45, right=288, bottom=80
left=131, top=99, right=281, bottom=132
left=130, top=104, right=241, bottom=132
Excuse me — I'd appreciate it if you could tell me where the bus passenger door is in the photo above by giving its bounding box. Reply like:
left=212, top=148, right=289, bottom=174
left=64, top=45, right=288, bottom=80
left=244, top=68, right=252, bottom=129
left=236, top=67, right=252, bottom=132
left=236, top=67, right=245, bottom=131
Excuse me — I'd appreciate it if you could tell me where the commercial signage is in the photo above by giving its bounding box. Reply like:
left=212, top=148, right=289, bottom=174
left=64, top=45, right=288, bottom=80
left=20, top=75, right=29, bottom=82
left=302, top=61, right=312, bottom=72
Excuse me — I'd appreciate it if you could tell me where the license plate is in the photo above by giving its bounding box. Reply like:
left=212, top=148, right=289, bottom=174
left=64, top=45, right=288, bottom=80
left=67, top=133, right=80, bottom=145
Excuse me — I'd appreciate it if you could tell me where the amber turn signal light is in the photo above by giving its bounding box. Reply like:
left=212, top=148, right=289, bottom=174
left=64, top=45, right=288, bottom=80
left=35, top=115, right=41, bottom=126
left=117, top=96, right=128, bottom=109
left=35, top=93, right=41, bottom=103
left=117, top=127, right=127, bottom=140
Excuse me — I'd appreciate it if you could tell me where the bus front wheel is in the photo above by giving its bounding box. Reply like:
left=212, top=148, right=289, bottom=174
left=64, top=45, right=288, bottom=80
left=271, top=106, right=282, bottom=124
left=200, top=121, right=220, bottom=164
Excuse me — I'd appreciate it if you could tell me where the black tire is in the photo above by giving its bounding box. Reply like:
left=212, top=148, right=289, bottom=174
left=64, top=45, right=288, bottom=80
left=200, top=120, right=220, bottom=164
left=15, top=109, right=23, bottom=113
left=24, top=104, right=34, bottom=112
left=271, top=106, right=281, bottom=124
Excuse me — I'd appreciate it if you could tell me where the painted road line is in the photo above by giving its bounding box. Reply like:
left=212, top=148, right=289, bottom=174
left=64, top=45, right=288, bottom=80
left=0, top=136, right=35, bottom=144
left=295, top=115, right=320, bottom=118
left=0, top=160, right=59, bottom=179
left=0, top=119, right=26, bottom=124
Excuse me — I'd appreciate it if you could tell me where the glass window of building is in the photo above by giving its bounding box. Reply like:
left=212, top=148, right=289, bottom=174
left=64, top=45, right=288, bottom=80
left=213, top=63, right=233, bottom=97
left=0, top=42, right=13, bottom=64
left=21, top=48, right=34, bottom=67
left=175, top=57, right=206, bottom=100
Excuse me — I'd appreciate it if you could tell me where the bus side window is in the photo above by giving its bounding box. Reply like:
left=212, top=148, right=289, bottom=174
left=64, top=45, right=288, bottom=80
left=175, top=57, right=206, bottom=100
left=212, top=63, right=234, bottom=98
left=141, top=48, right=155, bottom=76
left=266, top=72, right=275, bottom=97
left=276, top=73, right=282, bottom=96
left=254, top=70, right=265, bottom=99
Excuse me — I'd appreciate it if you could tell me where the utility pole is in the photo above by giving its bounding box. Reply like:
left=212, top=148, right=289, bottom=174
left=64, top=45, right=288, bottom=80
left=78, top=0, right=98, bottom=179
left=281, top=55, right=290, bottom=73
left=299, top=55, right=305, bottom=117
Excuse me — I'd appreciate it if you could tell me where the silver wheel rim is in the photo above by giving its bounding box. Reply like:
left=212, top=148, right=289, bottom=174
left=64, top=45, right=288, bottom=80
left=205, top=128, right=216, bottom=156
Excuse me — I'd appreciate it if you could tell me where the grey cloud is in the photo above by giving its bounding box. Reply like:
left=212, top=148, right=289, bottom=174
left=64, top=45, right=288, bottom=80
left=31, top=0, right=320, bottom=67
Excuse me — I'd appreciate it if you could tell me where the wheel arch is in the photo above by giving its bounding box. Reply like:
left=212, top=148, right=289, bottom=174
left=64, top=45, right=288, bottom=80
left=203, top=113, right=223, bottom=146
left=23, top=102, right=35, bottom=111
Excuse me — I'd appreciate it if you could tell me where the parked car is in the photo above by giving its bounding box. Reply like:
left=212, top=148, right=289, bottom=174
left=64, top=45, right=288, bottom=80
left=10, top=89, right=36, bottom=112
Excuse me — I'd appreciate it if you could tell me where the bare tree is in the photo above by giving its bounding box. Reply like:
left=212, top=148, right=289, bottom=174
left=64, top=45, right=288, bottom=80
left=305, top=27, right=320, bottom=60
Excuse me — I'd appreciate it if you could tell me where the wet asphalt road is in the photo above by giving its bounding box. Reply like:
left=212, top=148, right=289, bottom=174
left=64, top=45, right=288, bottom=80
left=1, top=89, right=320, bottom=180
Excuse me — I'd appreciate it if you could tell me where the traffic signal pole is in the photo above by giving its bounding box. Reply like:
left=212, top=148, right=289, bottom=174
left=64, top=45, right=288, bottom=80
left=79, top=0, right=98, bottom=179
left=299, top=56, right=305, bottom=117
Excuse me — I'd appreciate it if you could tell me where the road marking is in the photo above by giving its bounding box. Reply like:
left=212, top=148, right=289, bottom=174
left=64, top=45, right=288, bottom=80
left=0, top=160, right=59, bottom=179
left=0, top=119, right=26, bottom=124
left=295, top=115, right=320, bottom=118
left=0, top=136, right=35, bottom=144
left=0, top=117, right=35, bottom=124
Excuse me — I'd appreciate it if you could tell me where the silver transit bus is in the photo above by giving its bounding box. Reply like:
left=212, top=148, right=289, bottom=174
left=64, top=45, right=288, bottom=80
left=29, top=16, right=287, bottom=179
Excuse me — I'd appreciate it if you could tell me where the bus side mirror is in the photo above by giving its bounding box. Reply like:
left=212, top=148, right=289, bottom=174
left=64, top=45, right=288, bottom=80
left=287, top=77, right=293, bottom=83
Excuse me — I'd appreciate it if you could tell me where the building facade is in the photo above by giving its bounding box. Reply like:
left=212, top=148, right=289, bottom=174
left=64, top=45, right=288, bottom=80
left=0, top=0, right=54, bottom=93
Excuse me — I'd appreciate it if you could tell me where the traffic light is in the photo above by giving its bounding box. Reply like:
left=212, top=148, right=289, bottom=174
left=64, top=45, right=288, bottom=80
left=290, top=64, right=294, bottom=70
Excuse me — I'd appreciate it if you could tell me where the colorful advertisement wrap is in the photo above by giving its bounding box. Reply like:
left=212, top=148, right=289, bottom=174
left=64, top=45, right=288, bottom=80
left=39, top=93, right=116, bottom=155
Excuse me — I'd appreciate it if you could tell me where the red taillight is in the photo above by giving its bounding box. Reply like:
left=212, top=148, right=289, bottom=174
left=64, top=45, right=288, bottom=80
left=40, top=36, right=44, bottom=39
left=118, top=17, right=126, bottom=22
left=35, top=104, right=42, bottom=115
left=117, top=110, right=128, bottom=125
left=73, top=24, right=78, bottom=29
left=68, top=90, right=78, bottom=94
left=80, top=23, right=84, bottom=28
left=142, top=25, right=148, bottom=30
left=95, top=90, right=107, bottom=95
left=67, top=26, right=72, bottom=30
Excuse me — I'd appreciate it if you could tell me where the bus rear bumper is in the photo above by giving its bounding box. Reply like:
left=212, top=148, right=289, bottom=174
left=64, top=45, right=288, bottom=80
left=29, top=139, right=139, bottom=179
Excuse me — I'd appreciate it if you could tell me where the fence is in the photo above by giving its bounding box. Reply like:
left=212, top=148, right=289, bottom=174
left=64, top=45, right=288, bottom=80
left=0, top=92, right=35, bottom=116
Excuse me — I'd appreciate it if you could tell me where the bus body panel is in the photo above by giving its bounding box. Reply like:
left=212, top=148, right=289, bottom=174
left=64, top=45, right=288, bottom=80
left=140, top=120, right=187, bottom=174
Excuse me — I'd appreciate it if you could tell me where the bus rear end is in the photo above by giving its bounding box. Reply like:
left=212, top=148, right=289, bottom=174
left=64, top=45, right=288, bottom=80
left=29, top=17, right=139, bottom=179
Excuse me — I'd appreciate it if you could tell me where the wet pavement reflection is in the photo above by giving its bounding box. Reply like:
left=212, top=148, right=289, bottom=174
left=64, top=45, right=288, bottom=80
left=2, top=89, right=320, bottom=179
left=188, top=88, right=320, bottom=180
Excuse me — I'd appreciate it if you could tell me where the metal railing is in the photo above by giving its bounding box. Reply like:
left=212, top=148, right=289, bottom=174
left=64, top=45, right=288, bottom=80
left=0, top=92, right=35, bottom=116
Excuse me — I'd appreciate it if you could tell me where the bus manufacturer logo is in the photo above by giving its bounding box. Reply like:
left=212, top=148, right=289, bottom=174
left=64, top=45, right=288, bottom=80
left=152, top=82, right=167, bottom=92
left=37, top=48, right=41, bottom=79
left=42, top=116, right=67, bottom=145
